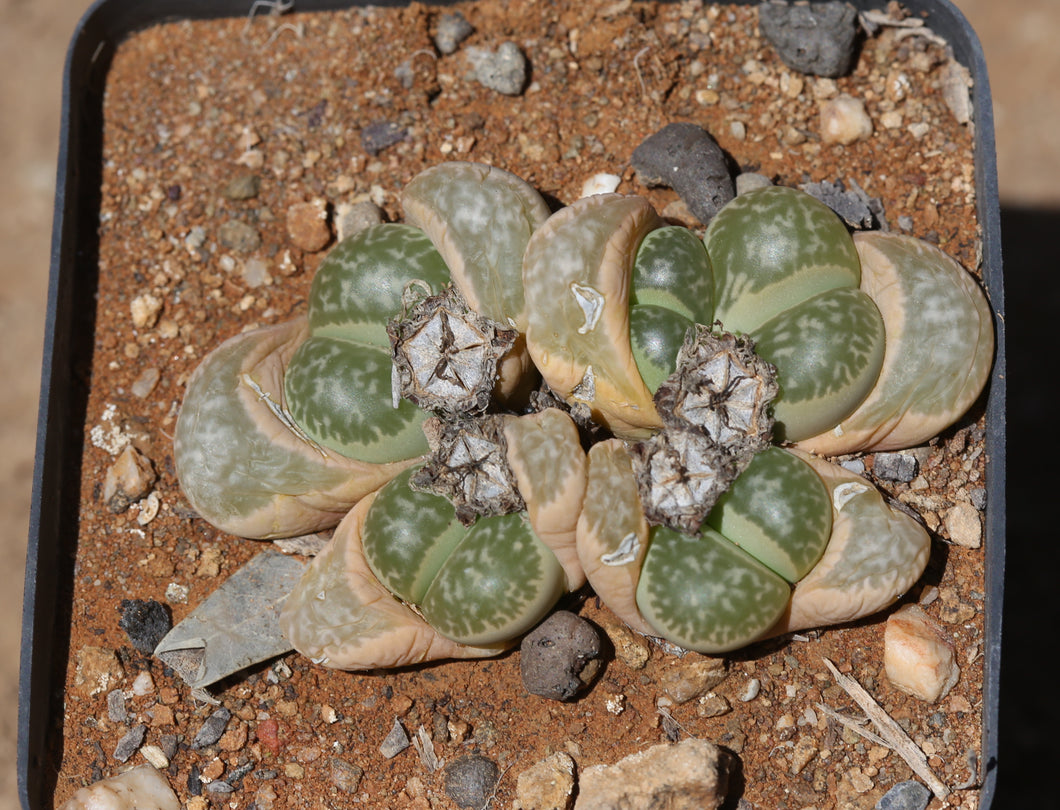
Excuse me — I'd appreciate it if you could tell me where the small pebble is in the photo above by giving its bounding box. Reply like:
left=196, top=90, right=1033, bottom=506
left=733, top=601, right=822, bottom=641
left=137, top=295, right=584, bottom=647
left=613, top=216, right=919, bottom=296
left=361, top=120, right=408, bottom=155
left=330, top=758, right=364, bottom=793
left=217, top=219, right=261, bottom=253
left=598, top=619, right=650, bottom=670
left=130, top=293, right=162, bottom=330
left=286, top=199, right=331, bottom=253
left=515, top=751, right=575, bottom=810
left=223, top=172, right=261, bottom=200
left=444, top=753, right=500, bottom=810
left=884, top=604, right=959, bottom=703
left=657, top=657, right=728, bottom=704
left=873, top=452, right=918, bottom=482
left=334, top=200, right=385, bottom=242
left=140, top=744, right=170, bottom=770
left=191, top=707, right=232, bottom=749
left=735, top=172, right=773, bottom=195
left=73, top=645, right=124, bottom=697
left=839, top=458, right=866, bottom=475
left=875, top=780, right=931, bottom=810
left=106, top=689, right=128, bottom=723
left=819, top=94, right=873, bottom=145
left=738, top=677, right=761, bottom=702
left=520, top=610, right=602, bottom=701
left=130, top=670, right=155, bottom=696
left=102, top=445, right=156, bottom=513
left=380, top=718, right=410, bottom=759
left=113, top=724, right=147, bottom=763
left=467, top=41, right=528, bottom=95
left=119, top=599, right=172, bottom=654
left=799, top=179, right=883, bottom=229
left=130, top=367, right=160, bottom=398
left=576, top=738, right=727, bottom=810
left=579, top=172, right=621, bottom=198
left=242, top=258, right=270, bottom=288
left=632, top=122, right=734, bottom=224
left=435, top=11, right=474, bottom=55
left=943, top=502, right=982, bottom=548
left=758, top=1, right=859, bottom=77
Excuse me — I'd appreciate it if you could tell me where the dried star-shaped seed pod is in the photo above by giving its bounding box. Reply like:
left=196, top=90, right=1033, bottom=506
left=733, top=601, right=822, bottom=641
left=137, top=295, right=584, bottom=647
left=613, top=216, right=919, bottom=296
left=629, top=428, right=734, bottom=533
left=412, top=416, right=524, bottom=524
left=630, top=327, right=779, bottom=533
left=656, top=327, right=778, bottom=455
left=389, top=286, right=518, bottom=416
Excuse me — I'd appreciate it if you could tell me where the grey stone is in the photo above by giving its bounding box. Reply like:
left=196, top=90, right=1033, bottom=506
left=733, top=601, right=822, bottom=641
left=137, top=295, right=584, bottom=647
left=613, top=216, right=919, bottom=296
left=800, top=178, right=885, bottom=229
left=361, top=120, right=408, bottom=156
left=632, top=122, right=734, bottom=224
left=113, top=724, right=147, bottom=763
left=380, top=718, right=410, bottom=758
left=574, top=738, right=729, bottom=809
left=735, top=172, right=773, bottom=195
left=758, top=1, right=860, bottom=78
left=969, top=487, right=987, bottom=510
left=106, top=689, right=128, bottom=723
left=191, top=707, right=231, bottom=749
left=218, top=219, right=261, bottom=253
left=520, top=610, right=602, bottom=701
left=330, top=758, right=364, bottom=793
left=875, top=780, right=931, bottom=810
left=874, top=451, right=919, bottom=482
left=435, top=11, right=474, bottom=55
left=444, top=754, right=500, bottom=809
left=468, top=41, right=528, bottom=96
left=839, top=458, right=866, bottom=475
left=119, top=598, right=172, bottom=654
left=223, top=172, right=261, bottom=200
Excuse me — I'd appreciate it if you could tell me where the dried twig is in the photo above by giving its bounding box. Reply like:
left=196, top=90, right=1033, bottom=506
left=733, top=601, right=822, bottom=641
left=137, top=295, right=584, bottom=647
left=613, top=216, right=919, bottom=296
left=822, top=658, right=949, bottom=800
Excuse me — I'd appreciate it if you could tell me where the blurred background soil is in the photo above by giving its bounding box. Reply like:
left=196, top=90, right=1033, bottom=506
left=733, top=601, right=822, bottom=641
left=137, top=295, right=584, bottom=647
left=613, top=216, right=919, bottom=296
left=1, top=1, right=1056, bottom=807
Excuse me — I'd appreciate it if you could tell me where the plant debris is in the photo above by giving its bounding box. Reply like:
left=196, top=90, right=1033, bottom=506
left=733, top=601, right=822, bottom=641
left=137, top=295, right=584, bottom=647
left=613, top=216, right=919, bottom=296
left=153, top=551, right=306, bottom=690
left=631, top=328, right=778, bottom=532
left=411, top=414, right=525, bottom=524
left=389, top=285, right=518, bottom=416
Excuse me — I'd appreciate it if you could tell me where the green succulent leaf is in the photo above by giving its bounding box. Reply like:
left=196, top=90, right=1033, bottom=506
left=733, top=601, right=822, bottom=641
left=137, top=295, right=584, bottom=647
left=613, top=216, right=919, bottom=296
left=361, top=468, right=465, bottom=604
left=629, top=305, right=694, bottom=394
left=705, top=447, right=832, bottom=582
left=306, top=223, right=451, bottom=345
left=751, top=287, right=885, bottom=442
left=706, top=186, right=861, bottom=334
left=637, top=525, right=791, bottom=653
left=283, top=336, right=429, bottom=463
left=630, top=225, right=714, bottom=325
left=421, top=514, right=567, bottom=646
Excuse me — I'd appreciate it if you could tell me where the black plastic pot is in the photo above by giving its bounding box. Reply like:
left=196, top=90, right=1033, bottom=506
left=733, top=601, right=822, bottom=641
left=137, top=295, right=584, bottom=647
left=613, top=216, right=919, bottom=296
left=19, top=1, right=1005, bottom=807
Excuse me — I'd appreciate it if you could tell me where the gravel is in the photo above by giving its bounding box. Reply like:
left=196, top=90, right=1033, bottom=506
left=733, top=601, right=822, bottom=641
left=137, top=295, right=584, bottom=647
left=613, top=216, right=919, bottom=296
left=444, top=753, right=500, bottom=809
left=631, top=122, right=734, bottom=224
left=758, top=1, right=859, bottom=78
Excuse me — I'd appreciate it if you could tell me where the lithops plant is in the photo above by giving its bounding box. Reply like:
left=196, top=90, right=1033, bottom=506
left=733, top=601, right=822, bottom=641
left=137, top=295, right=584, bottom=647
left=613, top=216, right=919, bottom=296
left=576, top=440, right=930, bottom=653
left=280, top=408, right=588, bottom=670
left=523, top=181, right=989, bottom=653
left=174, top=162, right=549, bottom=539
left=178, top=162, right=993, bottom=666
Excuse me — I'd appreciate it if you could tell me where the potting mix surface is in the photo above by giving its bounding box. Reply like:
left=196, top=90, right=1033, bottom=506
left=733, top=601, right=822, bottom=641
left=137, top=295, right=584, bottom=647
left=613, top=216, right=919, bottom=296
left=54, top=2, right=991, bottom=808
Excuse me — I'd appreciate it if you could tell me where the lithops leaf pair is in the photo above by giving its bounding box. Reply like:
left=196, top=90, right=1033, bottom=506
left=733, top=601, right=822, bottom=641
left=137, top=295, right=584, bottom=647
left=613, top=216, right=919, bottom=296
left=280, top=408, right=588, bottom=670
left=175, top=162, right=548, bottom=539
left=523, top=186, right=891, bottom=443
left=576, top=442, right=930, bottom=653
